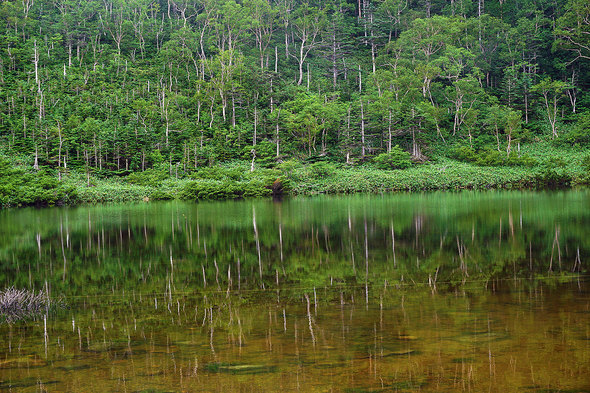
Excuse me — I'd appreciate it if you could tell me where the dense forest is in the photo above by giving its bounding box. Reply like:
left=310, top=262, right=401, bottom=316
left=0, top=0, right=589, bottom=205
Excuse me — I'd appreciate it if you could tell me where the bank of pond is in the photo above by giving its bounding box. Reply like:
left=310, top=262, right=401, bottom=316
left=1, top=141, right=589, bottom=208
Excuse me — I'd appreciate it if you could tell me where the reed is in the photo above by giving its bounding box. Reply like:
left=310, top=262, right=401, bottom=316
left=0, top=287, right=61, bottom=323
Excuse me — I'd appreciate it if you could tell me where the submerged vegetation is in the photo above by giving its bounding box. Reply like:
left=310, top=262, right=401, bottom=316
left=0, top=0, right=589, bottom=206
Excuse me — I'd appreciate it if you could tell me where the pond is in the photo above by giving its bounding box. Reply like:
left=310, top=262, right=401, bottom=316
left=0, top=190, right=589, bottom=392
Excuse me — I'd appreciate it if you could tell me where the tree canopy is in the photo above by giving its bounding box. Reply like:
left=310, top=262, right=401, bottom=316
left=0, top=0, right=588, bottom=175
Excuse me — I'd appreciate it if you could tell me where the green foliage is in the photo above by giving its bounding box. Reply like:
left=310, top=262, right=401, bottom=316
left=179, top=165, right=276, bottom=200
left=474, top=150, right=505, bottom=167
left=560, top=112, right=590, bottom=146
left=533, top=160, right=572, bottom=188
left=373, top=146, right=413, bottom=170
left=579, top=154, right=590, bottom=184
left=0, top=157, right=78, bottom=208
left=243, top=141, right=277, bottom=168
left=180, top=178, right=272, bottom=201
left=242, top=179, right=273, bottom=197
left=149, top=189, right=175, bottom=201
left=180, top=180, right=238, bottom=201
left=192, top=166, right=244, bottom=181
left=450, top=146, right=478, bottom=162
left=125, top=167, right=169, bottom=187
left=309, top=161, right=337, bottom=179
left=0, top=0, right=589, bottom=205
left=450, top=146, right=537, bottom=167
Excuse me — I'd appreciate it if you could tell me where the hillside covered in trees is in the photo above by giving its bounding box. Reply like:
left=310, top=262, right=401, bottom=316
left=0, top=0, right=589, bottom=206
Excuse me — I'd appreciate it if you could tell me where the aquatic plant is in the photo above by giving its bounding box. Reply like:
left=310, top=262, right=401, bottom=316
left=0, top=287, right=62, bottom=323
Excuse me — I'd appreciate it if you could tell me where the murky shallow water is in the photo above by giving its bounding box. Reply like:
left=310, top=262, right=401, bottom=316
left=0, top=191, right=589, bottom=392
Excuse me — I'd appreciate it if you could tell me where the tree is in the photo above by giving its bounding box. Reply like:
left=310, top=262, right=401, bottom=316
left=504, top=108, right=521, bottom=156
left=555, top=0, right=590, bottom=63
left=282, top=92, right=324, bottom=156
left=531, top=77, right=569, bottom=139
left=289, top=3, right=326, bottom=86
left=444, top=76, right=483, bottom=137
left=244, top=0, right=276, bottom=70
left=484, top=103, right=505, bottom=151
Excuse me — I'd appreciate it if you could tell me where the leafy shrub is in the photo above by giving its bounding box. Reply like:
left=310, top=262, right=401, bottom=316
left=125, top=167, right=169, bottom=187
left=474, top=150, right=504, bottom=166
left=506, top=154, right=538, bottom=167
left=0, top=157, right=78, bottom=207
left=277, top=159, right=303, bottom=185
left=150, top=189, right=175, bottom=200
left=242, top=141, right=277, bottom=168
left=580, top=154, right=590, bottom=184
left=180, top=180, right=237, bottom=201
left=450, top=146, right=477, bottom=163
left=180, top=177, right=273, bottom=201
left=557, top=112, right=590, bottom=146
left=309, top=161, right=336, bottom=178
left=533, top=160, right=572, bottom=188
left=450, top=145, right=537, bottom=167
left=241, top=179, right=273, bottom=197
left=534, top=169, right=572, bottom=188
left=191, top=166, right=243, bottom=181
left=373, top=146, right=413, bottom=170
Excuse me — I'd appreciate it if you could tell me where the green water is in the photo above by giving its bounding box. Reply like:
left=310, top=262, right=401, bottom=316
left=0, top=190, right=589, bottom=392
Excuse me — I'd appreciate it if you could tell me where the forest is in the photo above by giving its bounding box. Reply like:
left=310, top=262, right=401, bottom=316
left=0, top=0, right=589, bottom=206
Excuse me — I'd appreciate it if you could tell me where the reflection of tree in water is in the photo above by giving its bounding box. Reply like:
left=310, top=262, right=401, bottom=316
left=0, top=192, right=588, bottom=295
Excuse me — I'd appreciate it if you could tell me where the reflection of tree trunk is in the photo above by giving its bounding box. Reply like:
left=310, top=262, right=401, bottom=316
left=549, top=225, right=561, bottom=272
left=364, top=219, right=369, bottom=306
left=304, top=294, right=316, bottom=345
left=253, top=208, right=262, bottom=284
left=390, top=222, right=396, bottom=268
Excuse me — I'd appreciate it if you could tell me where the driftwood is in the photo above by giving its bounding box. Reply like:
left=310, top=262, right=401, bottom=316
left=0, top=287, right=62, bottom=323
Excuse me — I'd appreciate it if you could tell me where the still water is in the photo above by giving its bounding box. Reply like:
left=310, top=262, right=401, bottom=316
left=0, top=190, right=589, bottom=392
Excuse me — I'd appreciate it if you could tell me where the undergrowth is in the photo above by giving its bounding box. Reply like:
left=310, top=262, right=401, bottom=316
left=1, top=140, right=588, bottom=207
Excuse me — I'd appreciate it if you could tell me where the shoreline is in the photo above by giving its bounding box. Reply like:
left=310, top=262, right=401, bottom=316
left=2, top=142, right=588, bottom=208
left=9, top=161, right=589, bottom=208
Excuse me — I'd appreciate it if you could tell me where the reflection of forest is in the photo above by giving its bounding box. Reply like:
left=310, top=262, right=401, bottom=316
left=0, top=191, right=588, bottom=295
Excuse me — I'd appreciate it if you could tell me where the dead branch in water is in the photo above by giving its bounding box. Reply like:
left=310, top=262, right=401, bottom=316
left=0, top=287, right=63, bottom=323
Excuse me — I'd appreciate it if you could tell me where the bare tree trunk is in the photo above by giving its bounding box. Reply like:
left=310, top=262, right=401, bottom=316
left=275, top=109, right=281, bottom=157
left=360, top=100, right=366, bottom=158
left=34, top=145, right=39, bottom=170
left=253, top=106, right=257, bottom=147
left=358, top=64, right=362, bottom=93
left=388, top=109, right=392, bottom=153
